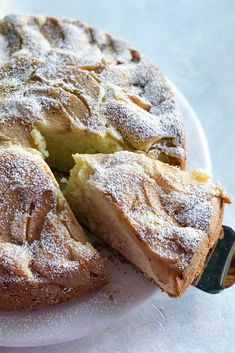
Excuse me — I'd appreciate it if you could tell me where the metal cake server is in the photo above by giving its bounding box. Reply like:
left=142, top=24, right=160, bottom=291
left=193, top=226, right=235, bottom=293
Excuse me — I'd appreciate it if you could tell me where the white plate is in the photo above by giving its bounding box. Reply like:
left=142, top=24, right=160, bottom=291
left=0, top=83, right=211, bottom=347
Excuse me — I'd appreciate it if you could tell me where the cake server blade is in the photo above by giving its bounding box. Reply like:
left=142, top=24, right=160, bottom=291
left=193, top=226, right=235, bottom=293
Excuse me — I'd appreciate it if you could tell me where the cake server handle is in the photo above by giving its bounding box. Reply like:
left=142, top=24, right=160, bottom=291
left=193, top=226, right=235, bottom=294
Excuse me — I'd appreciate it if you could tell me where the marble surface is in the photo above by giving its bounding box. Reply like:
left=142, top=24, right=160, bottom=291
left=0, top=0, right=235, bottom=352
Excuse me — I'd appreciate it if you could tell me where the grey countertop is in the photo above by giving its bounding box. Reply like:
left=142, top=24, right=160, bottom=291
left=1, top=1, right=235, bottom=352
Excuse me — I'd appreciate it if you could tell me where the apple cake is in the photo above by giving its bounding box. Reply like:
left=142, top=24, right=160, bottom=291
left=0, top=14, right=231, bottom=308
left=65, top=151, right=231, bottom=297
left=0, top=144, right=106, bottom=310
left=0, top=14, right=185, bottom=171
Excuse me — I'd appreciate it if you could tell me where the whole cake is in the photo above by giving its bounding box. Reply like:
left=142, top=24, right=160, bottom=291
left=0, top=14, right=230, bottom=310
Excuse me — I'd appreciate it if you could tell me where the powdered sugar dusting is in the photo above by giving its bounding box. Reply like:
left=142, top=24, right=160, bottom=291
left=79, top=151, right=226, bottom=271
left=0, top=145, right=104, bottom=291
left=0, top=14, right=185, bottom=166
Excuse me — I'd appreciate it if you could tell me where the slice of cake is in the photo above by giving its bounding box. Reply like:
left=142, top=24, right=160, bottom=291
left=0, top=144, right=106, bottom=310
left=65, top=151, right=231, bottom=297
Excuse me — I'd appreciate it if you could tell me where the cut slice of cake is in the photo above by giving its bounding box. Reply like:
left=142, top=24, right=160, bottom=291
left=0, top=144, right=106, bottom=310
left=65, top=151, right=231, bottom=297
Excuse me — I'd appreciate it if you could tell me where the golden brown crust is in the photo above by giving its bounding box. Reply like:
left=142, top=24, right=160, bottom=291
left=0, top=270, right=106, bottom=311
left=65, top=151, right=230, bottom=297
left=0, top=144, right=107, bottom=310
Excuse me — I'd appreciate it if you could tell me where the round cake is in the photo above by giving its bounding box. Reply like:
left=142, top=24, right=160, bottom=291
left=0, top=14, right=230, bottom=310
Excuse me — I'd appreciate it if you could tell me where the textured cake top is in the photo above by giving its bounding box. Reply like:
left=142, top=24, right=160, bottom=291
left=0, top=14, right=185, bottom=167
left=72, top=151, right=231, bottom=272
left=0, top=144, right=104, bottom=289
